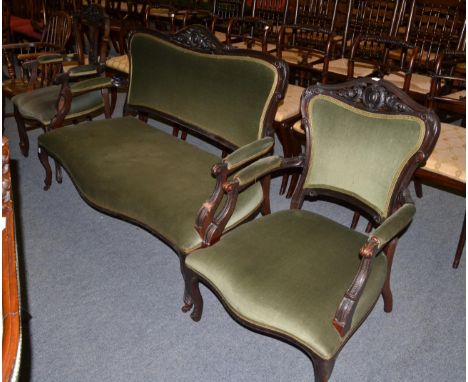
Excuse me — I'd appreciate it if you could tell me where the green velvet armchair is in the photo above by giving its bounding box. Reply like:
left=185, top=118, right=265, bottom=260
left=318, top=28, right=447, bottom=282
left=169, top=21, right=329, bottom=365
left=183, top=78, right=440, bottom=381
left=11, top=4, right=116, bottom=157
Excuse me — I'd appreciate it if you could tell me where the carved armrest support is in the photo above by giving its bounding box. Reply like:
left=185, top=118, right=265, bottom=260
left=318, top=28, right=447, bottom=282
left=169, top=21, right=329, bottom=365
left=201, top=155, right=304, bottom=246
left=332, top=203, right=416, bottom=337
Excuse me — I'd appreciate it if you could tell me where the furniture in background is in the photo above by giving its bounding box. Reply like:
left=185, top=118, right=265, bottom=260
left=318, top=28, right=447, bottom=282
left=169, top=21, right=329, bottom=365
left=37, top=25, right=288, bottom=308
left=10, top=4, right=115, bottom=157
left=184, top=78, right=440, bottom=381
left=2, top=136, right=22, bottom=382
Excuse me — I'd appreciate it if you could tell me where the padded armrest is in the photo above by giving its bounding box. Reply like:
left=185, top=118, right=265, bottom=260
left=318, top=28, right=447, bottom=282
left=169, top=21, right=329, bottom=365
left=233, top=155, right=283, bottom=187
left=223, top=137, right=274, bottom=171
left=37, top=53, right=64, bottom=64
left=70, top=77, right=113, bottom=95
left=371, top=203, right=416, bottom=251
left=68, top=64, right=99, bottom=78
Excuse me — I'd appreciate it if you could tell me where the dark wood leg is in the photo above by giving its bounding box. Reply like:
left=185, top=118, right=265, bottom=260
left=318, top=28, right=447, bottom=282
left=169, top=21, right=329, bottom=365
left=180, top=257, right=194, bottom=313
left=102, top=89, right=111, bottom=119
left=382, top=238, right=398, bottom=313
left=54, top=160, right=63, bottom=184
left=452, top=215, right=465, bottom=269
left=285, top=128, right=304, bottom=198
left=350, top=211, right=360, bottom=229
left=311, top=356, right=336, bottom=382
left=181, top=131, right=187, bottom=141
left=276, top=122, right=291, bottom=195
left=14, top=106, right=29, bottom=157
left=38, top=147, right=52, bottom=191
left=260, top=176, right=271, bottom=215
left=414, top=179, right=423, bottom=198
left=183, top=268, right=204, bottom=322
left=365, top=221, right=373, bottom=233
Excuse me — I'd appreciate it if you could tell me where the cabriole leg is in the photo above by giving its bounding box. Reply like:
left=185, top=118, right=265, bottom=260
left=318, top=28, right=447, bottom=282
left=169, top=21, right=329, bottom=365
left=382, top=238, right=398, bottom=313
left=312, top=356, right=336, bottom=382
left=38, top=147, right=52, bottom=191
left=54, top=159, right=63, bottom=183
left=183, top=268, right=204, bottom=322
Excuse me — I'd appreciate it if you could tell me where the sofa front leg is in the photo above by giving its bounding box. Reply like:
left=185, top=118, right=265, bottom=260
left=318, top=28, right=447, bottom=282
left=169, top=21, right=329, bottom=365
left=38, top=147, right=52, bottom=191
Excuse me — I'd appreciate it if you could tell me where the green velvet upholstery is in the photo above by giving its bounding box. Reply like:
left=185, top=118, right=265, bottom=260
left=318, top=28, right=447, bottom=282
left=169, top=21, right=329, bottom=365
left=37, top=53, right=64, bottom=64
left=38, top=117, right=264, bottom=253
left=128, top=33, right=279, bottom=148
left=12, top=85, right=103, bottom=126
left=305, top=95, right=425, bottom=217
left=68, top=64, right=99, bottom=78
left=224, top=136, right=274, bottom=171
left=186, top=209, right=387, bottom=360
left=372, top=203, right=416, bottom=248
left=70, top=77, right=113, bottom=95
left=234, top=155, right=283, bottom=187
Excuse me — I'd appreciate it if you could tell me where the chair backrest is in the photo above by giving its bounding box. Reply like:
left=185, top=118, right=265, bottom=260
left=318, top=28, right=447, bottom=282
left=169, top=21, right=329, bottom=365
left=73, top=4, right=110, bottom=65
left=293, top=0, right=339, bottom=31
left=40, top=11, right=73, bottom=50
left=213, top=0, right=246, bottom=20
left=126, top=26, right=288, bottom=150
left=294, top=78, right=439, bottom=222
left=251, top=0, right=290, bottom=26
left=341, top=0, right=404, bottom=56
left=400, top=0, right=466, bottom=73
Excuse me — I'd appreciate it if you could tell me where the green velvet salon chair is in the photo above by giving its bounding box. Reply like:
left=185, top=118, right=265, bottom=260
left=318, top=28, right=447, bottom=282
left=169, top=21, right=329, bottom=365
left=11, top=4, right=116, bottom=157
left=183, top=78, right=440, bottom=381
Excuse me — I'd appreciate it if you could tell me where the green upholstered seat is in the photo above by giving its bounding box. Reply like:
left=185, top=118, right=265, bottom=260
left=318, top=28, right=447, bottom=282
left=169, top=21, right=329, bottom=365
left=186, top=209, right=387, bottom=360
left=38, top=117, right=263, bottom=253
left=12, top=85, right=104, bottom=126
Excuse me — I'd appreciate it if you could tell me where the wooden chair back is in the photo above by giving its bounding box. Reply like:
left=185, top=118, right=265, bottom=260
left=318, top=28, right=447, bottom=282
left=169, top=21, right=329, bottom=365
left=293, top=0, right=339, bottom=31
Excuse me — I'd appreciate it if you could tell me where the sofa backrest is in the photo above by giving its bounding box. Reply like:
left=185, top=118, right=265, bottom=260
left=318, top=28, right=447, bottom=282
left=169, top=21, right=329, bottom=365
left=126, top=26, right=288, bottom=150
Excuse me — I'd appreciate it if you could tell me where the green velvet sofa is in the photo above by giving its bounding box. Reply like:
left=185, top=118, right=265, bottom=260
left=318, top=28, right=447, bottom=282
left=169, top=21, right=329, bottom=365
left=37, top=26, right=288, bottom=301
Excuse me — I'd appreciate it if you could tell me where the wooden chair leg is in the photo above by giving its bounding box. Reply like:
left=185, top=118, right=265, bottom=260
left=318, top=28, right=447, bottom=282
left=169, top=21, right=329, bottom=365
left=14, top=106, right=29, bottom=157
left=452, top=214, right=466, bottom=269
left=350, top=211, right=360, bottom=229
left=38, top=147, right=52, bottom=191
left=285, top=127, right=304, bottom=198
left=311, top=355, right=336, bottom=382
left=54, top=160, right=63, bottom=184
left=413, top=178, right=423, bottom=198
left=382, top=238, right=398, bottom=313
left=182, top=267, right=204, bottom=322
left=260, top=176, right=271, bottom=215
left=275, top=121, right=292, bottom=195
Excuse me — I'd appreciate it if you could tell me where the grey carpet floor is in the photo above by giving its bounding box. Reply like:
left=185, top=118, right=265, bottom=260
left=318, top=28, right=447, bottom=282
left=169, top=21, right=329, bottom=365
left=3, top=96, right=465, bottom=382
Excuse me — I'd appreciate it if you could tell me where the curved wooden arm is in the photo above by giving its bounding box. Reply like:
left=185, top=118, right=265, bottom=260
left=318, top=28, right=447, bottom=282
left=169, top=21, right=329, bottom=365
left=195, top=163, right=229, bottom=238
left=332, top=236, right=380, bottom=336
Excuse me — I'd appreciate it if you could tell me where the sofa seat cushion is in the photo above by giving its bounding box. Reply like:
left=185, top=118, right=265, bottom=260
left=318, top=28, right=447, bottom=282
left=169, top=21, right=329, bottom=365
left=186, top=209, right=387, bottom=360
left=421, top=123, right=466, bottom=183
left=275, top=84, right=304, bottom=122
left=12, top=85, right=103, bottom=125
left=38, top=117, right=263, bottom=253
left=313, top=58, right=376, bottom=78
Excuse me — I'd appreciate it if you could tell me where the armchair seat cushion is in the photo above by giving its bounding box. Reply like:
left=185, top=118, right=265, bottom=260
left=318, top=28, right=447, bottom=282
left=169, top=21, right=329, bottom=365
left=420, top=123, right=466, bottom=182
left=313, top=58, right=376, bottom=78
left=275, top=84, right=304, bottom=122
left=186, top=209, right=387, bottom=359
left=38, top=117, right=263, bottom=253
left=11, top=85, right=103, bottom=125
left=106, top=54, right=129, bottom=74
left=383, top=72, right=432, bottom=94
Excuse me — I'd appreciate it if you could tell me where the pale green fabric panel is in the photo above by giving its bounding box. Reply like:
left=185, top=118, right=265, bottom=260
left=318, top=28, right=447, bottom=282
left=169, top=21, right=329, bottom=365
left=128, top=33, right=278, bottom=148
left=39, top=117, right=263, bottom=253
left=305, top=96, right=425, bottom=217
left=187, top=209, right=387, bottom=359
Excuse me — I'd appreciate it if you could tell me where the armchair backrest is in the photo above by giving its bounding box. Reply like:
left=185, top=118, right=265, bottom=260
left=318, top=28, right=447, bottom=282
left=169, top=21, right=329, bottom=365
left=294, top=78, right=440, bottom=222
left=213, top=0, right=246, bottom=20
left=126, top=26, right=288, bottom=150
left=293, top=0, right=339, bottom=31
left=40, top=11, right=73, bottom=50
